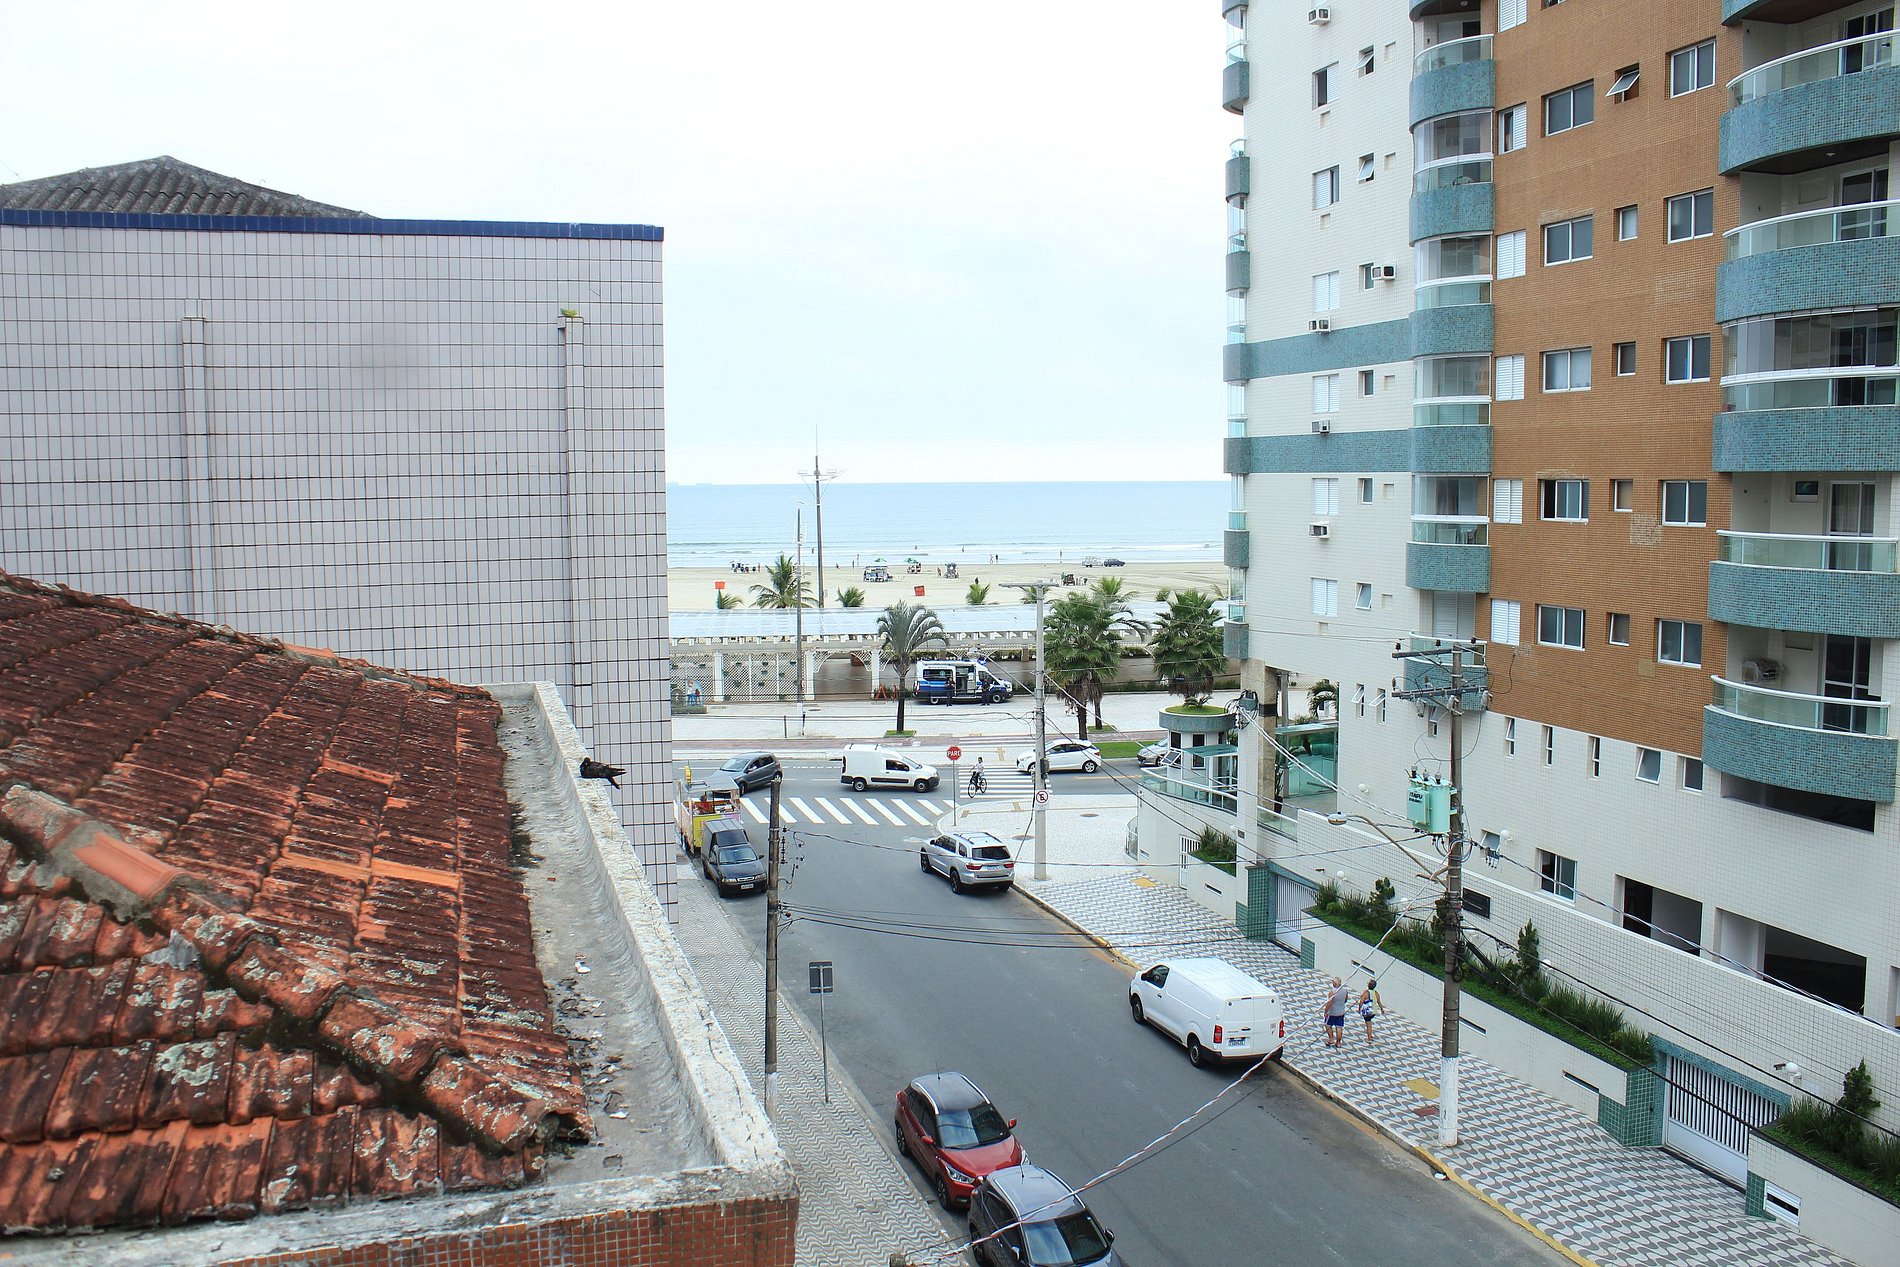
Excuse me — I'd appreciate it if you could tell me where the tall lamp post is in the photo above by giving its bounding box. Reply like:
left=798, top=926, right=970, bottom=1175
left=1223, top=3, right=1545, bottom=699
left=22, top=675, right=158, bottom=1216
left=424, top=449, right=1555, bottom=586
left=1002, top=581, right=1056, bottom=879
left=799, top=450, right=840, bottom=608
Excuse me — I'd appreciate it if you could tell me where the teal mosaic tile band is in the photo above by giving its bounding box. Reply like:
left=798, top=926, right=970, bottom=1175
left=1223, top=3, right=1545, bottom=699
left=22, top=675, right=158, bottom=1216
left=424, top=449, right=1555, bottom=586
left=1716, top=236, right=1900, bottom=325
left=1224, top=620, right=1249, bottom=660
left=1410, top=56, right=1494, bottom=129
left=1411, top=182, right=1493, bottom=244
left=1410, top=303, right=1493, bottom=357
left=1599, top=1063, right=1665, bottom=1147
left=1746, top=1171, right=1769, bottom=1220
left=1715, top=405, right=1900, bottom=472
left=1406, top=541, right=1491, bottom=592
left=1245, top=865, right=1275, bottom=941
left=1703, top=705, right=1898, bottom=804
left=1224, top=317, right=1412, bottom=382
left=1223, top=528, right=1250, bottom=569
left=1224, top=58, right=1250, bottom=113
left=1719, top=63, right=1900, bottom=174
left=1409, top=422, right=1492, bottom=473
left=1226, top=249, right=1251, bottom=293
left=1708, top=560, right=1900, bottom=639
left=1226, top=153, right=1250, bottom=201
left=1225, top=428, right=1411, bottom=473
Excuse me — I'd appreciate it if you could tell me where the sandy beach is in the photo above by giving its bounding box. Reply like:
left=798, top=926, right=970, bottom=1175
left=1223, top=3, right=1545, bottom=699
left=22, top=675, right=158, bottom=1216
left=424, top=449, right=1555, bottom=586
left=669, top=558, right=1228, bottom=611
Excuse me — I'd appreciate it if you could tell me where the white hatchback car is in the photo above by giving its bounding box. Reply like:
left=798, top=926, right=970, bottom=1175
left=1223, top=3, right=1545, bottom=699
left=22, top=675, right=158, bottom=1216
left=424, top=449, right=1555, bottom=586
left=1015, top=741, right=1101, bottom=775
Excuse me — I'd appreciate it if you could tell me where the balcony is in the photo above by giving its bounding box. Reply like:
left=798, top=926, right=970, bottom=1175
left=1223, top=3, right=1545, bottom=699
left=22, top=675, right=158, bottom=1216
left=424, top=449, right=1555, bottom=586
left=1413, top=398, right=1489, bottom=427
left=1718, top=201, right=1900, bottom=324
left=1414, top=277, right=1491, bottom=309
left=1411, top=176, right=1493, bottom=243
left=1722, top=370, right=1898, bottom=412
left=1401, top=634, right=1489, bottom=711
left=1408, top=421, right=1491, bottom=474
left=1411, top=303, right=1493, bottom=358
left=1406, top=540, right=1490, bottom=593
left=1721, top=34, right=1900, bottom=174
left=1411, top=36, right=1494, bottom=129
left=1224, top=57, right=1250, bottom=114
left=1705, top=678, right=1897, bottom=803
left=1140, top=759, right=1239, bottom=815
left=1709, top=532, right=1900, bottom=639
left=1224, top=527, right=1250, bottom=569
left=1714, top=405, right=1900, bottom=472
left=1224, top=620, right=1249, bottom=660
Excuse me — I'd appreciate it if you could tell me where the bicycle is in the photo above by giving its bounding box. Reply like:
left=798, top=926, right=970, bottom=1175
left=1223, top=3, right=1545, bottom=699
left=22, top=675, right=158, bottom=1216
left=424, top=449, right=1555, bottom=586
left=967, top=770, right=987, bottom=797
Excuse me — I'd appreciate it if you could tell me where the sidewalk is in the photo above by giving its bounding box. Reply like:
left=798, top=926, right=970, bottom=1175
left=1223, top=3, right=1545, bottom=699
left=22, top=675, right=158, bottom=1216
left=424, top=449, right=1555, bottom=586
left=669, top=691, right=1169, bottom=751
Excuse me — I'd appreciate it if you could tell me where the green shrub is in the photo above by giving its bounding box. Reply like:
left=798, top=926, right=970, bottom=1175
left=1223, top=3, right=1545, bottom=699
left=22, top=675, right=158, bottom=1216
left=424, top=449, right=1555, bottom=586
left=1190, top=826, right=1238, bottom=874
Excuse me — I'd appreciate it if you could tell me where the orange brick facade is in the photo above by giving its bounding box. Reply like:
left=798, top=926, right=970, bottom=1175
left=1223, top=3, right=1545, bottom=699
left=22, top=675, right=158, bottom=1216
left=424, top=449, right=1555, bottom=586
left=1484, top=1, right=1737, bottom=756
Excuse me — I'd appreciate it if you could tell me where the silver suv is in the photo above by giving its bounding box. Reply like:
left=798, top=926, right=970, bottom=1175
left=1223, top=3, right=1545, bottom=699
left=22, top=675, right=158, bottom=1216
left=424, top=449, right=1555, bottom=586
left=921, top=830, right=1016, bottom=893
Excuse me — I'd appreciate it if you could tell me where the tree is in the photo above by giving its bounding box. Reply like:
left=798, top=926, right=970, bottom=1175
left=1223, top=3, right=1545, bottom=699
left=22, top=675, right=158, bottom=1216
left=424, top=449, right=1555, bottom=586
left=1306, top=679, right=1339, bottom=719
left=1149, top=588, right=1225, bottom=705
left=714, top=591, right=741, bottom=610
left=1089, top=575, right=1139, bottom=606
left=876, top=601, right=945, bottom=734
left=750, top=554, right=810, bottom=609
left=837, top=587, right=867, bottom=608
left=966, top=581, right=990, bottom=606
left=1043, top=592, right=1136, bottom=739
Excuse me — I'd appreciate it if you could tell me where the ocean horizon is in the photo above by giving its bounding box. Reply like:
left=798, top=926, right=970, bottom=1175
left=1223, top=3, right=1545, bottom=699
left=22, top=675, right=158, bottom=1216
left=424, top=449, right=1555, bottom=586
left=667, top=480, right=1226, bottom=568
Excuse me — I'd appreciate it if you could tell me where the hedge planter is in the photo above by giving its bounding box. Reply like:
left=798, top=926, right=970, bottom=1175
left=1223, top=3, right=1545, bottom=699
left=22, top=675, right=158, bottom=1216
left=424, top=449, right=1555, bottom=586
left=1748, top=1132, right=1898, bottom=1265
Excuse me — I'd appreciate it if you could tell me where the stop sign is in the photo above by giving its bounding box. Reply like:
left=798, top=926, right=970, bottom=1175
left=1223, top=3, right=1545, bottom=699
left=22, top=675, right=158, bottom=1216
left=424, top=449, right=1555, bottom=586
left=946, top=745, right=962, bottom=762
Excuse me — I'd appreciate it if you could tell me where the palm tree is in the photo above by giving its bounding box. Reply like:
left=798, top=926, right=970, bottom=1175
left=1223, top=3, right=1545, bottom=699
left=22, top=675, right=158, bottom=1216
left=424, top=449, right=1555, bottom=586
left=1089, top=575, right=1139, bottom=606
left=837, top=587, right=867, bottom=608
left=1149, top=589, right=1225, bottom=705
left=1307, top=679, right=1339, bottom=719
left=1043, top=592, right=1128, bottom=740
left=876, top=601, right=945, bottom=734
left=966, top=581, right=990, bottom=606
left=750, top=554, right=811, bottom=609
left=715, top=591, right=741, bottom=610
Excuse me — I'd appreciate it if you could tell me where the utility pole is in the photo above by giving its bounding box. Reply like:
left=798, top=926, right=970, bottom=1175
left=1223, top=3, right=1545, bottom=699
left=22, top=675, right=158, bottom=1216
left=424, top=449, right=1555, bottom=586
left=794, top=509, right=806, bottom=703
left=798, top=449, right=840, bottom=608
left=1003, top=581, right=1055, bottom=880
left=764, top=776, right=783, bottom=1117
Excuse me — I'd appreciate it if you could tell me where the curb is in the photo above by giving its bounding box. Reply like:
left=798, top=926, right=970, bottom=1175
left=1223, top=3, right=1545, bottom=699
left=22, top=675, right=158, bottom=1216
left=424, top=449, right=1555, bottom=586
left=1011, top=881, right=1142, bottom=972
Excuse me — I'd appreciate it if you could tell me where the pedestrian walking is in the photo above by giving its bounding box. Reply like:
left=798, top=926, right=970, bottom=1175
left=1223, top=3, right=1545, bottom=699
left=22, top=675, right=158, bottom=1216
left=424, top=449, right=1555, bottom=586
left=1322, top=977, right=1350, bottom=1047
left=1357, top=978, right=1384, bottom=1046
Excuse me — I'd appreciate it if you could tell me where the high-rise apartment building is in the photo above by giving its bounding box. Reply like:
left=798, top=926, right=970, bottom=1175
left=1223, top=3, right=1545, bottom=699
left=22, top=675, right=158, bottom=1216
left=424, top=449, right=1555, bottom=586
left=1207, top=0, right=1898, bottom=1189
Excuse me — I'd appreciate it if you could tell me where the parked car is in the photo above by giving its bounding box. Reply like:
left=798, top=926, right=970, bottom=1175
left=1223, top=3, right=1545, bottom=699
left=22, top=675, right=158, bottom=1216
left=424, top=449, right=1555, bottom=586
left=968, top=1165, right=1122, bottom=1267
left=714, top=750, right=781, bottom=793
left=1015, top=741, right=1101, bottom=775
left=1101, top=557, right=1126, bottom=568
left=1129, top=956, right=1285, bottom=1068
left=702, top=833, right=766, bottom=897
left=894, top=1072, right=1024, bottom=1209
left=921, top=830, right=1016, bottom=892
left=1136, top=740, right=1178, bottom=768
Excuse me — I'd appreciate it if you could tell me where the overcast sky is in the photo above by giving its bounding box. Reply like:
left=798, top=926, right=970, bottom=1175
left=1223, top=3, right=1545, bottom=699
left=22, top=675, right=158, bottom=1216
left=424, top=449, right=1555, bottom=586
left=1, top=1, right=1234, bottom=486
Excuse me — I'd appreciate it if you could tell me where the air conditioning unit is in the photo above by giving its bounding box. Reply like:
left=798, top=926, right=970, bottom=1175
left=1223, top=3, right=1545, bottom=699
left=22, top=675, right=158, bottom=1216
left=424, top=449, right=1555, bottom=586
left=1310, top=522, right=1331, bottom=538
left=1742, top=658, right=1782, bottom=684
left=1374, top=264, right=1397, bottom=281
left=1307, top=6, right=1332, bottom=25
left=1311, top=419, right=1331, bottom=434
left=1309, top=317, right=1332, bottom=333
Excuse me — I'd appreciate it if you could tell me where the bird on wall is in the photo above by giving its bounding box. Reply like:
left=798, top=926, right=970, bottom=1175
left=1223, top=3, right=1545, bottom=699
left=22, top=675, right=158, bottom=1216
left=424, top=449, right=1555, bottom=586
left=579, top=757, right=625, bottom=788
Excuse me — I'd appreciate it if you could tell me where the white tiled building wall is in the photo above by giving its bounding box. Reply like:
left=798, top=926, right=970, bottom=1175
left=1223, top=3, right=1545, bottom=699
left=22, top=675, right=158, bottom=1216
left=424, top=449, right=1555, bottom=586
left=0, top=218, right=680, bottom=914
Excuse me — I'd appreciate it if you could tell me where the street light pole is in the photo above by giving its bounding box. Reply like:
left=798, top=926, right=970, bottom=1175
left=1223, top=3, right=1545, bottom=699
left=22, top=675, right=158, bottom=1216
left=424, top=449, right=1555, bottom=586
left=764, top=776, right=783, bottom=1117
left=1003, top=580, right=1055, bottom=880
left=798, top=449, right=840, bottom=608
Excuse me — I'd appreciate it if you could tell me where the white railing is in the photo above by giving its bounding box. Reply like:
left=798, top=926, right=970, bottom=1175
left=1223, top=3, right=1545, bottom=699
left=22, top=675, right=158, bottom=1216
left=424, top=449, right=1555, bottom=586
left=1729, top=31, right=1895, bottom=106
left=1717, top=529, right=1900, bottom=573
left=1711, top=675, right=1890, bottom=737
left=1414, top=33, right=1492, bottom=76
left=1725, top=199, right=1898, bottom=260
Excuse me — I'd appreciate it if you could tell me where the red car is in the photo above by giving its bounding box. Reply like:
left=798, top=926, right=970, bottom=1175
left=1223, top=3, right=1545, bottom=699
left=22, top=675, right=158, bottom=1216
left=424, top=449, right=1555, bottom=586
left=894, top=1072, right=1024, bottom=1209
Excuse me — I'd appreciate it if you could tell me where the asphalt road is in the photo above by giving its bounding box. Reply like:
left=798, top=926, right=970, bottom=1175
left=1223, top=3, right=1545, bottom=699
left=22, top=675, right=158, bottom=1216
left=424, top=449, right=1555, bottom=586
left=699, top=758, right=1562, bottom=1265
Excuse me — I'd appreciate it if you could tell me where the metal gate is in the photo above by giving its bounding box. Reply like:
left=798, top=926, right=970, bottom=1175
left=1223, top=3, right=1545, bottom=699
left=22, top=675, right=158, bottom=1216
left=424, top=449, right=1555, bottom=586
left=1663, top=1056, right=1781, bottom=1185
left=1273, top=876, right=1317, bottom=953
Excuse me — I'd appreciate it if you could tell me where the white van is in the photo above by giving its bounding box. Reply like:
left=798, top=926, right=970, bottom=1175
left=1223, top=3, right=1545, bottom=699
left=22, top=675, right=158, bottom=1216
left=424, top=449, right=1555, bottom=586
left=838, top=744, right=941, bottom=793
left=1129, top=957, right=1284, bottom=1067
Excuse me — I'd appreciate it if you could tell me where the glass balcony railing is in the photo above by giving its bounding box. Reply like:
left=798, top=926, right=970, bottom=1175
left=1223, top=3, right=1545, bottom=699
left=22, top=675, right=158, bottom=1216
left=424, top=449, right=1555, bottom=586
left=1226, top=417, right=1247, bottom=437
left=1227, top=600, right=1246, bottom=623
left=1726, top=200, right=1898, bottom=261
left=1413, top=398, right=1491, bottom=427
left=1228, top=510, right=1247, bottom=531
left=1414, top=33, right=1492, bottom=76
left=1729, top=31, right=1895, bottom=106
left=1140, top=768, right=1238, bottom=814
left=1712, top=676, right=1889, bottom=736
left=1227, top=35, right=1247, bottom=64
left=1226, top=321, right=1248, bottom=345
left=1718, top=530, right=1900, bottom=572
left=1256, top=804, right=1298, bottom=842
left=1722, top=370, right=1900, bottom=411
left=1228, top=231, right=1247, bottom=254
left=1413, top=156, right=1493, bottom=194
left=1411, top=516, right=1489, bottom=546
left=1414, top=277, right=1492, bottom=309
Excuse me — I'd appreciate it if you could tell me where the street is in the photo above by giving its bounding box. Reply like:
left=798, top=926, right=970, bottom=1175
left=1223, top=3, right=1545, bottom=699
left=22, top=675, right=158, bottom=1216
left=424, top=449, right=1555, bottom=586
left=686, top=755, right=1563, bottom=1264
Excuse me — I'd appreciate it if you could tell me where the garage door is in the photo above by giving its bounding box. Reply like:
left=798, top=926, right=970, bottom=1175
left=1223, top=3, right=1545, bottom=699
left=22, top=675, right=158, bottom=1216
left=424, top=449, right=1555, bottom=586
left=1663, top=1055, right=1781, bottom=1185
left=1273, top=875, right=1318, bottom=953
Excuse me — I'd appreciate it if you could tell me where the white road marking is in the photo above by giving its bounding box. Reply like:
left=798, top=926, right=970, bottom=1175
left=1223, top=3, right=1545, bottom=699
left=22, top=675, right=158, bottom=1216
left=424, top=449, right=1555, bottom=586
left=893, top=801, right=932, bottom=825
left=868, top=800, right=907, bottom=826
left=811, top=797, right=854, bottom=824
left=788, top=797, right=819, bottom=823
left=838, top=799, right=880, bottom=825
left=740, top=800, right=767, bottom=823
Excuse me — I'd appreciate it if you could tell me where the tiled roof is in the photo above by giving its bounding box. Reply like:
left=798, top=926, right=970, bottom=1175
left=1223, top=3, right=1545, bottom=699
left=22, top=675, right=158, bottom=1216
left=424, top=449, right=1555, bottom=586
left=0, top=573, right=586, bottom=1235
left=0, top=156, right=368, bottom=218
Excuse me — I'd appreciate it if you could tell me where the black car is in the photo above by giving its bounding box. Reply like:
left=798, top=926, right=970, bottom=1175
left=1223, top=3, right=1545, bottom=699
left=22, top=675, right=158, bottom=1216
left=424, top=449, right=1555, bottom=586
left=1101, top=557, right=1125, bottom=568
left=715, top=750, right=781, bottom=794
left=702, top=825, right=766, bottom=897
left=968, top=1165, right=1122, bottom=1266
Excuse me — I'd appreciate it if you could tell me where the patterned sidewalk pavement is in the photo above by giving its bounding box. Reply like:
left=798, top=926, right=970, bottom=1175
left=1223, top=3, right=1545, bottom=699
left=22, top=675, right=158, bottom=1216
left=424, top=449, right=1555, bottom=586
left=1033, top=871, right=1854, bottom=1267
left=670, top=862, right=957, bottom=1267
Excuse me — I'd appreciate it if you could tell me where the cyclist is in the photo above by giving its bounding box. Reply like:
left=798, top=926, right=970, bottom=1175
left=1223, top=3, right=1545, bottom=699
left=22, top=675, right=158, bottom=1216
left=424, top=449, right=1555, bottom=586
left=968, top=757, right=987, bottom=796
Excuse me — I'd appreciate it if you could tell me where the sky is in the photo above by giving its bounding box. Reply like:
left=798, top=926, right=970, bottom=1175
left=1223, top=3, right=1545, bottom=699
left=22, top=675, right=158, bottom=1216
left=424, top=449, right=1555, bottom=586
left=0, top=1, right=1236, bottom=486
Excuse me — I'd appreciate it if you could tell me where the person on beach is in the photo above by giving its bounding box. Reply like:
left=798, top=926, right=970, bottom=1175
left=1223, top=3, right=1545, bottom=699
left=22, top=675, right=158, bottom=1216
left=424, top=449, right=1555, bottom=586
left=1357, top=978, right=1384, bottom=1045
left=1322, top=977, right=1350, bottom=1047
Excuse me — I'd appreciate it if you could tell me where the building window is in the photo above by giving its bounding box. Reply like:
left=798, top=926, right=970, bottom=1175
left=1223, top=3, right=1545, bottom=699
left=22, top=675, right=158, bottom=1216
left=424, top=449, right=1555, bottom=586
left=1493, top=477, right=1524, bottom=523
left=1313, top=477, right=1341, bottom=515
left=1357, top=46, right=1377, bottom=75
left=1681, top=757, right=1704, bottom=792
left=1544, top=216, right=1594, bottom=265
left=1609, top=64, right=1641, bottom=100
left=1539, top=849, right=1577, bottom=899
left=1491, top=598, right=1521, bottom=644
left=1464, top=886, right=1493, bottom=920
left=1356, top=582, right=1373, bottom=610
left=1496, top=230, right=1526, bottom=278
left=1540, top=478, right=1588, bottom=521
left=1358, top=153, right=1376, bottom=182
left=1490, top=353, right=1524, bottom=402
left=1669, top=39, right=1715, bottom=96
left=1589, top=735, right=1602, bottom=777
left=1313, top=271, right=1341, bottom=312
left=1543, top=347, right=1593, bottom=392
left=1359, top=368, right=1376, bottom=396
left=1542, top=725, right=1556, bottom=766
left=1658, top=619, right=1703, bottom=666
left=1497, top=103, right=1527, bottom=153
left=1661, top=480, right=1707, bottom=526
left=1314, top=167, right=1341, bottom=209
left=1612, top=478, right=1633, bottom=511
left=1665, top=335, right=1710, bottom=383
left=1614, top=341, right=1637, bottom=376
left=1505, top=717, right=1517, bottom=755
left=1375, top=688, right=1388, bottom=721
left=1636, top=748, right=1663, bottom=783
left=1500, top=0, right=1527, bottom=29
left=1537, top=604, right=1585, bottom=649
left=1616, top=204, right=1638, bottom=240
left=1608, top=612, right=1631, bottom=645
left=1353, top=684, right=1367, bottom=717
left=1544, top=82, right=1595, bottom=136
left=1313, top=63, right=1338, bottom=109
left=1313, top=374, right=1341, bottom=413
left=1358, top=476, right=1374, bottom=503
left=1311, top=578, right=1339, bottom=616
left=1359, top=262, right=1379, bottom=289
left=1667, top=189, right=1714, bottom=241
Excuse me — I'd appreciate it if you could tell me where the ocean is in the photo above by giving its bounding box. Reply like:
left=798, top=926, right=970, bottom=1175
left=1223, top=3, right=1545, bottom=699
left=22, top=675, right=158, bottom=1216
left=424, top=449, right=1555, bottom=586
left=667, top=480, right=1226, bottom=568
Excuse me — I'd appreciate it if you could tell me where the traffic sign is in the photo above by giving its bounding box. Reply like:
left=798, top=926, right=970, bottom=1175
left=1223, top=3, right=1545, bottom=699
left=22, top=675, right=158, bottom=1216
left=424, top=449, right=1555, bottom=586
left=1035, top=789, right=1050, bottom=805
left=946, top=745, right=962, bottom=762
left=808, top=961, right=834, bottom=994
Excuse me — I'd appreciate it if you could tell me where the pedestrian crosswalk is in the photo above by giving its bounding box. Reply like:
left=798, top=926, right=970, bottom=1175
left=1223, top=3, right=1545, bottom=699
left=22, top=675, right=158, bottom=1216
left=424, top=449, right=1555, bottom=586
left=731, top=770, right=1038, bottom=828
